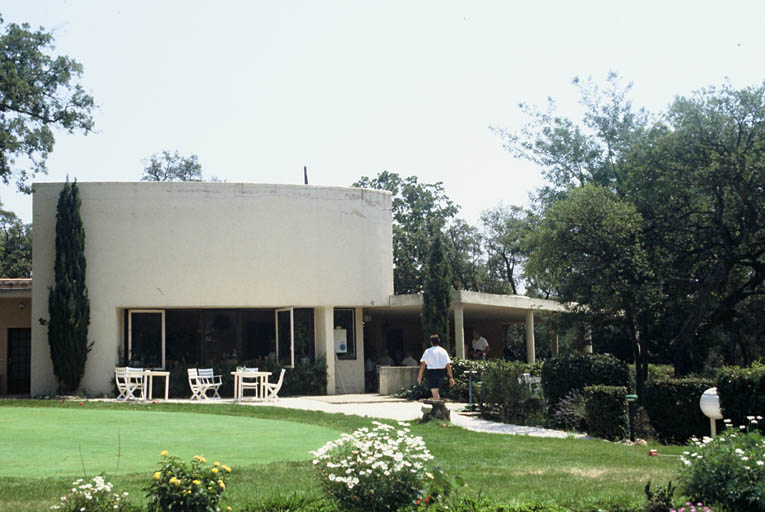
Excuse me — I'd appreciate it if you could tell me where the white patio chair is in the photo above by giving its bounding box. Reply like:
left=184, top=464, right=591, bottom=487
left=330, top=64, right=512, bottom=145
left=188, top=368, right=221, bottom=400
left=263, top=368, right=286, bottom=401
left=239, top=367, right=260, bottom=399
left=115, top=367, right=145, bottom=400
left=199, top=368, right=222, bottom=399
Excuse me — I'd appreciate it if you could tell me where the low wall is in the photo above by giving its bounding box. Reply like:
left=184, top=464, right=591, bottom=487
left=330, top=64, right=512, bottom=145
left=378, top=366, right=419, bottom=395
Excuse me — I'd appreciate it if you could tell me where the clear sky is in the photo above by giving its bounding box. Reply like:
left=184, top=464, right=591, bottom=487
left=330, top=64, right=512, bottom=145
left=2, top=0, right=764, bottom=225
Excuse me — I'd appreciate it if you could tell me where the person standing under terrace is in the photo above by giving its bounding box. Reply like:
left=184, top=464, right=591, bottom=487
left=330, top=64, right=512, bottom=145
left=471, top=328, right=490, bottom=360
left=417, top=334, right=455, bottom=400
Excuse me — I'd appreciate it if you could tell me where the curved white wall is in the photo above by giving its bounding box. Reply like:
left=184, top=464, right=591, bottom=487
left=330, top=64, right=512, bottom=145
left=31, top=182, right=393, bottom=394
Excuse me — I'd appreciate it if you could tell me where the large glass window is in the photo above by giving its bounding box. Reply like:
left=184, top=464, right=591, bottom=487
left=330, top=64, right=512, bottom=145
left=334, top=308, right=356, bottom=360
left=125, top=308, right=316, bottom=369
left=128, top=310, right=165, bottom=368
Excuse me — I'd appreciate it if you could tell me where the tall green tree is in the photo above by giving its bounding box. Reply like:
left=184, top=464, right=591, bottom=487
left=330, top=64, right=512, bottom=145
left=499, top=75, right=765, bottom=379
left=0, top=207, right=31, bottom=277
left=48, top=180, right=90, bottom=393
left=480, top=204, right=531, bottom=295
left=421, top=226, right=452, bottom=351
left=0, top=16, right=94, bottom=194
left=353, top=171, right=458, bottom=294
left=141, top=151, right=203, bottom=182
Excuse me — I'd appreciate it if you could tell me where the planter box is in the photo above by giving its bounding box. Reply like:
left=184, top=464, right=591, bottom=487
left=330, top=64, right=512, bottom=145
left=379, top=366, right=419, bottom=395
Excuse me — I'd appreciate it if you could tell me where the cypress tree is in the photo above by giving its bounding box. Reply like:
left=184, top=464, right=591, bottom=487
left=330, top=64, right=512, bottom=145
left=48, top=180, right=90, bottom=393
left=421, top=225, right=452, bottom=352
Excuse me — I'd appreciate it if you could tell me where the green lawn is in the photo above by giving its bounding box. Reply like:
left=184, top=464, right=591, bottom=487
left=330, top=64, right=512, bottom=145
left=0, top=406, right=340, bottom=478
left=0, top=400, right=685, bottom=511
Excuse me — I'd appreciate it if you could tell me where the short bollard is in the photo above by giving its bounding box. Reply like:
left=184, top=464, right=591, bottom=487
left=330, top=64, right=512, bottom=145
left=463, top=371, right=478, bottom=412
left=626, top=394, right=638, bottom=443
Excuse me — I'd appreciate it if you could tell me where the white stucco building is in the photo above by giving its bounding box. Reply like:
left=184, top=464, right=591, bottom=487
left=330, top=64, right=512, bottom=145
left=0, top=181, right=566, bottom=397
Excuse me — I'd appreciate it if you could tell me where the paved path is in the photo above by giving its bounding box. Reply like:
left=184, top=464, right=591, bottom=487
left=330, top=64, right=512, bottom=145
left=235, top=394, right=586, bottom=439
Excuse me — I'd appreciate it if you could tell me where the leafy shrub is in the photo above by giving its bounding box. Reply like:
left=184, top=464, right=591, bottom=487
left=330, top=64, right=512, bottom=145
left=541, top=353, right=630, bottom=412
left=251, top=356, right=328, bottom=396
left=311, top=421, right=433, bottom=512
left=480, top=360, right=544, bottom=425
left=584, top=385, right=628, bottom=440
left=643, top=377, right=714, bottom=444
left=716, top=363, right=765, bottom=434
left=442, top=358, right=491, bottom=402
left=145, top=451, right=231, bottom=512
left=678, top=419, right=765, bottom=512
left=642, top=480, right=676, bottom=512
left=51, top=476, right=137, bottom=512
left=551, top=389, right=588, bottom=431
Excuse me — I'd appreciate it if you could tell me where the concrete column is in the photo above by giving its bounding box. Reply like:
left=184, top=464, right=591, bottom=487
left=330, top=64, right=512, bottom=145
left=525, top=310, right=536, bottom=364
left=551, top=332, right=560, bottom=357
left=315, top=306, right=336, bottom=394
left=454, top=302, right=465, bottom=358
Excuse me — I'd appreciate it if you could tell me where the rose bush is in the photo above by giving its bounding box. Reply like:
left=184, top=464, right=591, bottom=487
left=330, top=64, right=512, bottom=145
left=144, top=451, right=231, bottom=512
left=50, top=476, right=136, bottom=512
left=678, top=416, right=765, bottom=512
left=311, top=421, right=433, bottom=512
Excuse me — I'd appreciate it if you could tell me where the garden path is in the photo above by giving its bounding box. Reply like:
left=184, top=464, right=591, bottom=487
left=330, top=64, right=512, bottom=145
left=239, top=394, right=588, bottom=439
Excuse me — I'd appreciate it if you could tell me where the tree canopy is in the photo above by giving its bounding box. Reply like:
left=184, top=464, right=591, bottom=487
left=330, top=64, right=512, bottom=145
left=499, top=75, right=765, bottom=381
left=0, top=15, right=95, bottom=193
left=0, top=206, right=31, bottom=277
left=353, top=171, right=458, bottom=294
left=141, top=150, right=203, bottom=182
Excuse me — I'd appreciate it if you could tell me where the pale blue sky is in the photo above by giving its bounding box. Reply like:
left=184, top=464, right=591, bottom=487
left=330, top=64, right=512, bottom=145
left=2, top=0, right=764, bottom=224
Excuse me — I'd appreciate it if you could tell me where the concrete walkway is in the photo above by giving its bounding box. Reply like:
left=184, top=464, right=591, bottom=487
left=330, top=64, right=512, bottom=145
left=234, top=394, right=586, bottom=439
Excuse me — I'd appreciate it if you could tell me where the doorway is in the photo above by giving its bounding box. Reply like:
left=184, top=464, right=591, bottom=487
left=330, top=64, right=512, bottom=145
left=7, top=327, right=31, bottom=394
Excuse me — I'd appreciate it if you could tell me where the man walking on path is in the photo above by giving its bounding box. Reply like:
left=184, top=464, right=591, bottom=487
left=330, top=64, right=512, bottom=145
left=417, top=334, right=455, bottom=400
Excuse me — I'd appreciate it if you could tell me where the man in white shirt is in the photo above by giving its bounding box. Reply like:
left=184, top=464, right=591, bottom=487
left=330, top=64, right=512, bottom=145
left=417, top=334, right=455, bottom=400
left=471, top=329, right=490, bottom=360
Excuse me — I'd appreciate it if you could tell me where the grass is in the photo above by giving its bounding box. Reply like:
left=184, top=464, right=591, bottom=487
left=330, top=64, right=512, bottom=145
left=0, top=406, right=340, bottom=478
left=0, top=399, right=685, bottom=511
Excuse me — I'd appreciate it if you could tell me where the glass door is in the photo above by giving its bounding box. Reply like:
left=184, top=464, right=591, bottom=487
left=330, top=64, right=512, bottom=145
left=275, top=308, right=294, bottom=367
left=128, top=310, right=165, bottom=368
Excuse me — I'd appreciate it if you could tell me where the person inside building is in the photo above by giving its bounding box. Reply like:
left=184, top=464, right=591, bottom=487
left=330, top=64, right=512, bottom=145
left=470, top=328, right=490, bottom=360
left=400, top=352, right=418, bottom=366
left=417, top=334, right=455, bottom=400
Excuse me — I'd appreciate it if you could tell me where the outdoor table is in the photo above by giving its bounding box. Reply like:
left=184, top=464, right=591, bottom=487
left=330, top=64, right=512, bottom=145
left=142, top=370, right=170, bottom=400
left=231, top=370, right=272, bottom=401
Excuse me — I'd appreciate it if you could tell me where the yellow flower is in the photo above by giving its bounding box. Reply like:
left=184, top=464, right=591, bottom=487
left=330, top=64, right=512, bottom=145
left=214, top=461, right=220, bottom=467
left=193, top=455, right=200, bottom=460
left=226, top=507, right=232, bottom=511
left=224, top=465, right=231, bottom=473
left=193, top=479, right=201, bottom=486
left=212, top=467, right=218, bottom=474
left=200, top=457, right=206, bottom=463
left=218, top=480, right=226, bottom=489
left=160, top=450, right=168, bottom=457
left=170, top=477, right=180, bottom=486
left=153, top=471, right=161, bottom=480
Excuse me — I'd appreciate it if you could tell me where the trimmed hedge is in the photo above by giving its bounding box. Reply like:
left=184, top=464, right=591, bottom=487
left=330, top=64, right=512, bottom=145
left=480, top=360, right=545, bottom=425
left=541, top=353, right=630, bottom=412
left=716, top=364, right=765, bottom=433
left=583, top=385, right=628, bottom=440
left=642, top=377, right=714, bottom=444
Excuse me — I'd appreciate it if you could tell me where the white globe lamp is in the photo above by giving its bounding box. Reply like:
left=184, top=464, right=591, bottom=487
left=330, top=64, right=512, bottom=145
left=699, top=387, right=723, bottom=435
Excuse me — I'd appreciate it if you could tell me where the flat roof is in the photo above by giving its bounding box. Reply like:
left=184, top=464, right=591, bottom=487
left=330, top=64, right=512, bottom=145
left=372, top=290, right=567, bottom=322
left=0, top=278, right=32, bottom=298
